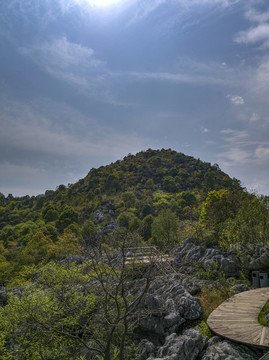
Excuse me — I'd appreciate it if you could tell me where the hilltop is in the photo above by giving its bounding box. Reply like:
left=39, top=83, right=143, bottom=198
left=0, top=148, right=241, bottom=228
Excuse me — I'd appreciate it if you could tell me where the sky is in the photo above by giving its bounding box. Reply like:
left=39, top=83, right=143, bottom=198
left=1, top=0, right=269, bottom=196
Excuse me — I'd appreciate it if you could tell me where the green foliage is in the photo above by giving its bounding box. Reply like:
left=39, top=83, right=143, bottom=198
left=0, top=247, right=151, bottom=360
left=162, top=176, right=178, bottom=193
left=42, top=202, right=59, bottom=222
left=199, top=284, right=232, bottom=320
left=258, top=301, right=269, bottom=327
left=0, top=262, right=97, bottom=360
left=151, top=209, right=179, bottom=249
left=140, top=214, right=154, bottom=241
left=22, top=230, right=55, bottom=265
left=56, top=207, right=79, bottom=232
left=82, top=219, right=97, bottom=245
left=0, top=149, right=243, bottom=285
left=199, top=189, right=269, bottom=249
left=194, top=261, right=227, bottom=281
left=196, top=320, right=212, bottom=338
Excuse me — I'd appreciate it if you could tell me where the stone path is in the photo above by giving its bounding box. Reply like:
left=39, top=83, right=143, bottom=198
left=207, top=288, right=269, bottom=349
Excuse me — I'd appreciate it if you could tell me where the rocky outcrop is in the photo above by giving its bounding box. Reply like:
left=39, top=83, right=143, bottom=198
left=139, top=333, right=263, bottom=360
left=241, top=245, right=269, bottom=271
left=173, top=238, right=241, bottom=277
left=135, top=275, right=203, bottom=340
left=97, top=221, right=119, bottom=236
left=146, top=330, right=207, bottom=360
left=201, top=336, right=262, bottom=360
left=94, top=209, right=105, bottom=222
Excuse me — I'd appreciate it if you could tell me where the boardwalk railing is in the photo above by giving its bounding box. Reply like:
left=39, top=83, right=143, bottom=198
left=124, top=246, right=159, bottom=261
left=123, top=246, right=176, bottom=274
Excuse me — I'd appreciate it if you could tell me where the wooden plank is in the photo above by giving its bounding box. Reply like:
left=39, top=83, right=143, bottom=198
left=207, top=288, right=269, bottom=349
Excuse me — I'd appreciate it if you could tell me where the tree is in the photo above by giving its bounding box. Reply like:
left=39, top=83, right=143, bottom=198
left=199, top=190, right=269, bottom=249
left=219, top=196, right=269, bottom=249
left=151, top=209, right=179, bottom=249
left=21, top=230, right=55, bottom=265
left=0, top=233, right=155, bottom=360
left=56, top=207, right=79, bottom=232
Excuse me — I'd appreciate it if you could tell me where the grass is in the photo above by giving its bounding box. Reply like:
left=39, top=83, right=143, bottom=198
left=258, top=301, right=269, bottom=326
left=198, top=284, right=232, bottom=320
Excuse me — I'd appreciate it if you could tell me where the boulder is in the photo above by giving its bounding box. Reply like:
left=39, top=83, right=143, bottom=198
left=137, top=275, right=203, bottom=339
left=173, top=238, right=241, bottom=277
left=97, top=221, right=119, bottom=235
left=201, top=337, right=261, bottom=360
left=94, top=210, right=105, bottom=222
left=230, top=283, right=250, bottom=294
left=139, top=339, right=156, bottom=360
left=146, top=329, right=207, bottom=360
left=247, top=246, right=269, bottom=270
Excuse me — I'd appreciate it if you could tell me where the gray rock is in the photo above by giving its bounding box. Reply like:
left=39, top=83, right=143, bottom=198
left=228, top=243, right=269, bottom=272
left=247, top=246, right=269, bottom=270
left=147, top=329, right=207, bottom=360
left=139, top=339, right=156, bottom=360
left=137, top=275, right=203, bottom=338
left=230, top=284, right=251, bottom=293
left=94, top=210, right=105, bottom=222
left=173, top=238, right=241, bottom=277
left=202, top=338, right=260, bottom=360
left=97, top=221, right=119, bottom=235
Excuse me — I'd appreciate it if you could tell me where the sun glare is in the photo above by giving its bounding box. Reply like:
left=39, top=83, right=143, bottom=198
left=86, top=0, right=124, bottom=7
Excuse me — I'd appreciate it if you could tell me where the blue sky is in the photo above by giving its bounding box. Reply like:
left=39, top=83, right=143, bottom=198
left=1, top=0, right=269, bottom=196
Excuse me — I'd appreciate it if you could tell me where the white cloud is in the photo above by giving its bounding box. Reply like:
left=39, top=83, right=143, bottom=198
left=0, top=96, right=152, bottom=195
left=0, top=96, right=150, bottom=163
left=235, top=23, right=269, bottom=46
left=18, top=37, right=125, bottom=104
left=218, top=147, right=251, bottom=165
left=245, top=8, right=269, bottom=23
left=127, top=58, right=237, bottom=86
left=217, top=129, right=251, bottom=165
left=254, top=56, right=269, bottom=92
left=226, top=94, right=245, bottom=105
left=127, top=0, right=240, bottom=25
left=255, top=146, right=269, bottom=160
left=19, top=36, right=103, bottom=75
left=220, top=128, right=248, bottom=142
left=129, top=71, right=226, bottom=85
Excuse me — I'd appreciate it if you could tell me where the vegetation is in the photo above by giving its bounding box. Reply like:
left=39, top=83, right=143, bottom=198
left=198, top=189, right=269, bottom=250
left=0, top=148, right=268, bottom=358
left=0, top=232, right=155, bottom=360
left=258, top=301, right=269, bottom=327
left=0, top=149, right=245, bottom=285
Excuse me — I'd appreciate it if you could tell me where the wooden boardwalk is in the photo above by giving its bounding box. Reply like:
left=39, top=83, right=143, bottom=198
left=207, top=288, right=269, bottom=349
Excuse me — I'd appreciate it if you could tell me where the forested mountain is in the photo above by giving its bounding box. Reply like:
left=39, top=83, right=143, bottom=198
left=0, top=148, right=240, bottom=229
left=0, top=148, right=268, bottom=286
left=0, top=149, right=269, bottom=360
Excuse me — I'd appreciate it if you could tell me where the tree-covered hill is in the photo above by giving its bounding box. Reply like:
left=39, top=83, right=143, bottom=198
left=0, top=149, right=269, bottom=360
left=0, top=147, right=263, bottom=285
left=0, top=148, right=241, bottom=228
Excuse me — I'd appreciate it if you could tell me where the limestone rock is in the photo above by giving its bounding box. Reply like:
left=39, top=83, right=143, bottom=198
left=139, top=339, right=156, bottom=360
left=147, top=329, right=207, bottom=360
left=201, top=337, right=261, bottom=360
left=94, top=210, right=105, bottom=222
left=173, top=238, right=241, bottom=277
left=137, top=275, right=203, bottom=338
left=230, top=283, right=250, bottom=293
